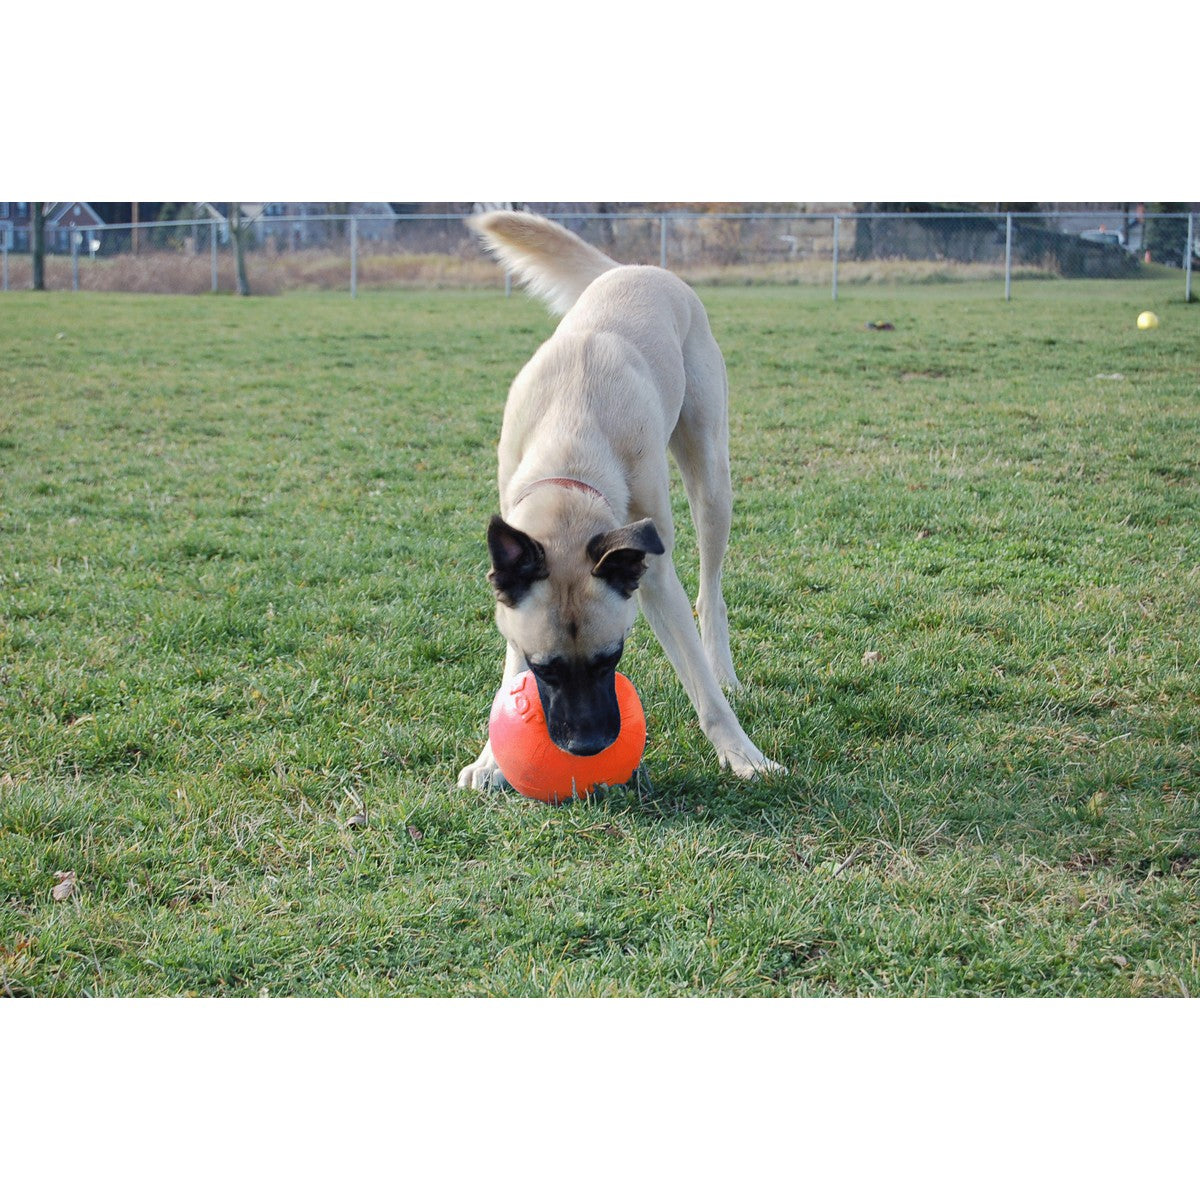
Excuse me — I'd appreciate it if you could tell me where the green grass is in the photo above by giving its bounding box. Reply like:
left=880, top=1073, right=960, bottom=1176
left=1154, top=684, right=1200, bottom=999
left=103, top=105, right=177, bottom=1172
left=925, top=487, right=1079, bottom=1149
left=1, top=279, right=1197, bottom=996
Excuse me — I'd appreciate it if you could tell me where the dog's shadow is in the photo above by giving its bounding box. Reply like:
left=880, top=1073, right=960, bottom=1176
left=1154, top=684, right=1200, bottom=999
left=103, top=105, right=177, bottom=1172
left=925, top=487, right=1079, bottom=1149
left=575, top=760, right=805, bottom=838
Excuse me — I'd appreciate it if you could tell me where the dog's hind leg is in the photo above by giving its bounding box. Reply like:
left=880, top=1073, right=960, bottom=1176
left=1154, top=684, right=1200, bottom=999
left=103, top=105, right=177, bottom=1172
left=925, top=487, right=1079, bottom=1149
left=669, top=330, right=741, bottom=691
left=671, top=426, right=741, bottom=692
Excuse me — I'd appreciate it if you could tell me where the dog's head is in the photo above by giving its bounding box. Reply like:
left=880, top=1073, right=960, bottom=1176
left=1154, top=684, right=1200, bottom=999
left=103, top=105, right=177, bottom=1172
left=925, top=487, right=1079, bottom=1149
left=486, top=514, right=664, bottom=756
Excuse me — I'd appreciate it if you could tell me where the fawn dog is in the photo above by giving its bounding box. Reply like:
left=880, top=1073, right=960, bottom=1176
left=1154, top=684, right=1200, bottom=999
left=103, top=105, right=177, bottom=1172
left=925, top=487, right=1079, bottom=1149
left=457, top=211, right=782, bottom=790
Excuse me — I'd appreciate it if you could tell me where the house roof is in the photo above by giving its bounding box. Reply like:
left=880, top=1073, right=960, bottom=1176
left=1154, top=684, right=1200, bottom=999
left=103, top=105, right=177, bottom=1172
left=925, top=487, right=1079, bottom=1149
left=195, top=203, right=267, bottom=221
left=45, top=202, right=105, bottom=227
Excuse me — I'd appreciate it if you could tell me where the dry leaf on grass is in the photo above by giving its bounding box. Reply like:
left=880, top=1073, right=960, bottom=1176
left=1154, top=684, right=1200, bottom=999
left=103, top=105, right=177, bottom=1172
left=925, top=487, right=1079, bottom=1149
left=862, top=650, right=885, bottom=666
left=52, top=871, right=77, bottom=901
left=344, top=786, right=367, bottom=829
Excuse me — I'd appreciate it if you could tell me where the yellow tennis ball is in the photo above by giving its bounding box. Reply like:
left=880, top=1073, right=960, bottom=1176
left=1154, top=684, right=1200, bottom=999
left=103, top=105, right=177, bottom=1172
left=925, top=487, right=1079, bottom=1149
left=1137, top=311, right=1159, bottom=330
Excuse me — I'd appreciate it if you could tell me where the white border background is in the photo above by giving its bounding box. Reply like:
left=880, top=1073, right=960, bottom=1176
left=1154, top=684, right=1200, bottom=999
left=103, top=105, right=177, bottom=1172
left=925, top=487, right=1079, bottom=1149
left=10, top=2, right=1192, bottom=199
left=5, top=3, right=1194, bottom=1191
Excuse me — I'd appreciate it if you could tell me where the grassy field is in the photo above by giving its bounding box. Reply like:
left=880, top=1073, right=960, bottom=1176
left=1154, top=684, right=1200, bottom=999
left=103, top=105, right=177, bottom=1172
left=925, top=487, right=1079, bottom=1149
left=1, top=278, right=1197, bottom=997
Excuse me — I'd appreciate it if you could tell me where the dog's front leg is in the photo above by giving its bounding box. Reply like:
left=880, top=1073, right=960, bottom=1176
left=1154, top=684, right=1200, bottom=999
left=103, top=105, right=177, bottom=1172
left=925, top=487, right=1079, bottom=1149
left=457, top=641, right=527, bottom=791
left=638, top=561, right=784, bottom=778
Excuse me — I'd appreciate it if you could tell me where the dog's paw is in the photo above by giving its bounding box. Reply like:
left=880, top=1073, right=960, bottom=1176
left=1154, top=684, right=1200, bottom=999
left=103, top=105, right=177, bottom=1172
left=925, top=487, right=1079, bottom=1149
left=457, top=750, right=511, bottom=792
left=719, top=747, right=787, bottom=780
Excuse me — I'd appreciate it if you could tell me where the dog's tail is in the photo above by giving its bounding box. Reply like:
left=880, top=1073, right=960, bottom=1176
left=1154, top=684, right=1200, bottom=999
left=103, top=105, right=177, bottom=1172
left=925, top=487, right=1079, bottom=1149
left=467, top=210, right=619, bottom=316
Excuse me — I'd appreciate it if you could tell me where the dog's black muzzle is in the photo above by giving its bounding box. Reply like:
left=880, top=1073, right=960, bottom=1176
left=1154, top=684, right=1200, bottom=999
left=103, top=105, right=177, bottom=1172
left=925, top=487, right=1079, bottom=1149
left=532, top=664, right=621, bottom=757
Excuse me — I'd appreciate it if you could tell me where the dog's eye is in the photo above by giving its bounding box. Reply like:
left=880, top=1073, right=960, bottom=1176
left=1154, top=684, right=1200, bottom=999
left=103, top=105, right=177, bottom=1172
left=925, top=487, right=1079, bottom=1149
left=589, top=648, right=623, bottom=676
left=529, top=658, right=566, bottom=686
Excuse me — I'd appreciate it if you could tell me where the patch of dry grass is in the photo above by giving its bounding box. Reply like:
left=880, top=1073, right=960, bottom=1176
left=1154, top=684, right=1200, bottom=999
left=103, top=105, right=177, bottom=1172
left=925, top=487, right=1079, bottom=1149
left=4, top=247, right=1060, bottom=296
left=1, top=249, right=505, bottom=296
left=679, top=258, right=1059, bottom=287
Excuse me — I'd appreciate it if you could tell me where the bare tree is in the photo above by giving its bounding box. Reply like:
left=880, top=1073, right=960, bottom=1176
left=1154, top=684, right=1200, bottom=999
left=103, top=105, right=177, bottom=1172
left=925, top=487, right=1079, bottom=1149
left=228, top=203, right=252, bottom=296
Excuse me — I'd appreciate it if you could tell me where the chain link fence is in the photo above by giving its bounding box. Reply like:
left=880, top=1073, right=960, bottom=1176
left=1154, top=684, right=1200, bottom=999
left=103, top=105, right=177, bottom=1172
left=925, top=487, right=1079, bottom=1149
left=2, top=208, right=1196, bottom=300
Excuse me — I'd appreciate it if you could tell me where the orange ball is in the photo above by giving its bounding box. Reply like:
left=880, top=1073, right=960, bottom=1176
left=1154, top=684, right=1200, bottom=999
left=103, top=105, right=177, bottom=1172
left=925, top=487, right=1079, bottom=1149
left=488, top=670, right=646, bottom=804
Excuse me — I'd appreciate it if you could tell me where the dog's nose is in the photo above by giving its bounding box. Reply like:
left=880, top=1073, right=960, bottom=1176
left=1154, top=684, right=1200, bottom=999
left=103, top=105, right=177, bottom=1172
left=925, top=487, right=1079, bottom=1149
left=563, top=731, right=617, bottom=757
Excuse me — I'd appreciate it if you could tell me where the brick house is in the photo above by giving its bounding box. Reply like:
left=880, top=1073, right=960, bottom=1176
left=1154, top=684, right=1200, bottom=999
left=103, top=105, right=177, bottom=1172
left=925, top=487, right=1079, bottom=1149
left=1, top=202, right=107, bottom=252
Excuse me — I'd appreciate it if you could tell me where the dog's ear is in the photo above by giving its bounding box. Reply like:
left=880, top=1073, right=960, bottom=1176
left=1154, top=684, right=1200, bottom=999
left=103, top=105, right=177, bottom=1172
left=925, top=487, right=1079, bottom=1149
left=487, top=515, right=549, bottom=606
left=587, top=519, right=666, bottom=598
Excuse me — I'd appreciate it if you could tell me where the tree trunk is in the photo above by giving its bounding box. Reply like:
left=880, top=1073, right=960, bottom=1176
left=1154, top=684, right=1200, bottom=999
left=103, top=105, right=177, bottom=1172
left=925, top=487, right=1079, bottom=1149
left=230, top=203, right=251, bottom=296
left=32, top=203, right=45, bottom=290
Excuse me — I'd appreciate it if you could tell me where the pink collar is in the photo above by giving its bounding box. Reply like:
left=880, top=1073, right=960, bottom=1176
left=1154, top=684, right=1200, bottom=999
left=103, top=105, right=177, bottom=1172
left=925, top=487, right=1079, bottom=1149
left=512, top=476, right=612, bottom=511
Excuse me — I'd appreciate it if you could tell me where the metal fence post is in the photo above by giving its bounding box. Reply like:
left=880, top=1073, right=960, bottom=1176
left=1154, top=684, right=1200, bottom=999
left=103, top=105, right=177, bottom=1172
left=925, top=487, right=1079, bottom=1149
left=1186, top=212, right=1194, bottom=303
left=832, top=215, right=840, bottom=301
left=350, top=216, right=358, bottom=299
left=71, top=233, right=80, bottom=291
left=211, top=220, right=218, bottom=292
left=1004, top=213, right=1013, bottom=302
left=660, top=215, right=668, bottom=270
